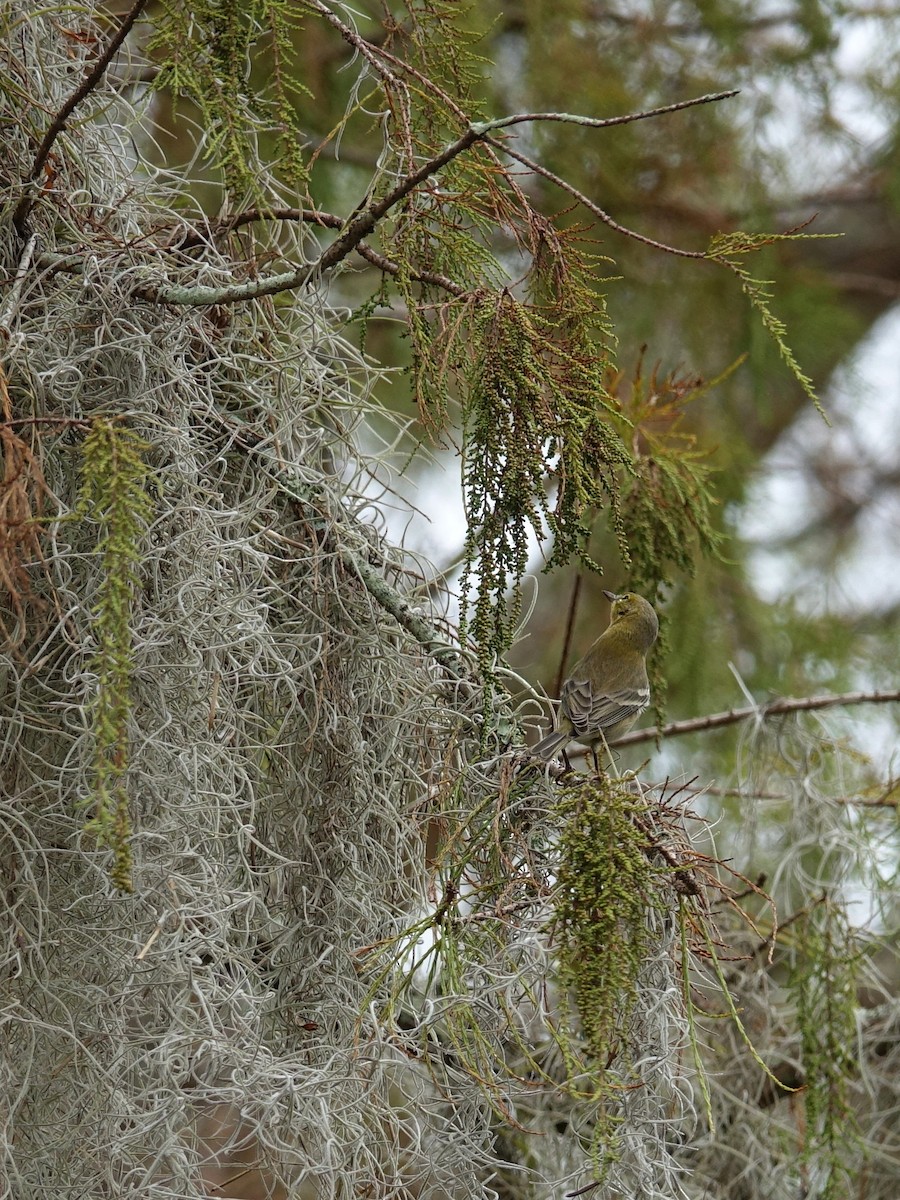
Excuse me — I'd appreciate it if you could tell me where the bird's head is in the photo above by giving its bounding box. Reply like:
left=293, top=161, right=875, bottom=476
left=602, top=590, right=659, bottom=651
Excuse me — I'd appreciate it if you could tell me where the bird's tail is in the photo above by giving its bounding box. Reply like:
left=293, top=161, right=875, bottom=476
left=532, top=728, right=570, bottom=761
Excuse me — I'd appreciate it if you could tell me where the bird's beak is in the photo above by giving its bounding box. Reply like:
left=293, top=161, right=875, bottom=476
left=602, top=590, right=619, bottom=603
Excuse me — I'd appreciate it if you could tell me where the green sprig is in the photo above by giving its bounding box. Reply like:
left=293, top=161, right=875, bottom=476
left=78, top=419, right=151, bottom=892
left=707, top=230, right=838, bottom=419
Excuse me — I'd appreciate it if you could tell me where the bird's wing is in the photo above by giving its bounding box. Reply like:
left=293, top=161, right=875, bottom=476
left=560, top=677, right=649, bottom=738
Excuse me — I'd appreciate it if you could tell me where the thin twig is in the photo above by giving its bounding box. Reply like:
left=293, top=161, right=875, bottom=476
left=13, top=0, right=149, bottom=236
left=751, top=891, right=828, bottom=959
left=300, top=0, right=401, bottom=89
left=646, top=777, right=900, bottom=806
left=298, top=0, right=414, bottom=165
left=647, top=780, right=788, bottom=800
left=485, top=136, right=709, bottom=260
left=552, top=571, right=583, bottom=697
left=566, top=1180, right=601, bottom=1198
left=470, top=90, right=739, bottom=135
left=170, top=206, right=346, bottom=249
left=0, top=415, right=92, bottom=428
left=834, top=786, right=900, bottom=808
left=366, top=39, right=534, bottom=217
left=631, top=811, right=703, bottom=897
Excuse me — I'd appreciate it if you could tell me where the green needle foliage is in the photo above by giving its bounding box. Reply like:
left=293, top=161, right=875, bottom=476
left=78, top=419, right=151, bottom=893
left=552, top=777, right=668, bottom=1172
left=794, top=900, right=862, bottom=1200
left=461, top=288, right=631, bottom=674
left=707, top=230, right=837, bottom=418
left=553, top=778, right=664, bottom=1072
left=150, top=0, right=309, bottom=195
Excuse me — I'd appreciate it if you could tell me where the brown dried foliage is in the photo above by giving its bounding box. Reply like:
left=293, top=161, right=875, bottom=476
left=0, top=368, right=53, bottom=649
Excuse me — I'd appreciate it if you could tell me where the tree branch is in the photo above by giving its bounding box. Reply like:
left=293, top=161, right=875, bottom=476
left=173, top=207, right=465, bottom=295
left=141, top=89, right=739, bottom=306
left=470, top=90, right=738, bottom=135
left=142, top=126, right=483, bottom=305
left=553, top=571, right=583, bottom=698
left=300, top=0, right=401, bottom=90
left=613, top=689, right=900, bottom=747
left=647, top=778, right=900, bottom=807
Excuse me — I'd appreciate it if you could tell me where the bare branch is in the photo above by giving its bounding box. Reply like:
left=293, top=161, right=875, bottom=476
left=0, top=415, right=91, bottom=429
left=553, top=571, right=584, bottom=698
left=470, top=90, right=739, bottom=135
left=613, top=689, right=900, bottom=747
left=170, top=207, right=346, bottom=250
left=486, top=136, right=709, bottom=260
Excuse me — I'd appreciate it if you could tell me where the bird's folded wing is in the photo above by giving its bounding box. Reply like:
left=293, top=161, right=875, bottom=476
left=561, top=677, right=649, bottom=737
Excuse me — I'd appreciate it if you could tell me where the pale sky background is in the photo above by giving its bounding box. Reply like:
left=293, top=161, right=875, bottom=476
left=742, top=304, right=900, bottom=614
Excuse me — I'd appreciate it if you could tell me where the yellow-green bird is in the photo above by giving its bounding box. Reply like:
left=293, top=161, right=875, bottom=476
left=533, top=590, right=658, bottom=770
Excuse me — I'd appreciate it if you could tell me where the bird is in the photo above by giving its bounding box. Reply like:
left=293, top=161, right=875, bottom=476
left=532, top=590, right=658, bottom=771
